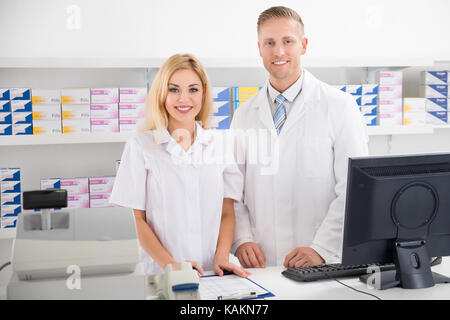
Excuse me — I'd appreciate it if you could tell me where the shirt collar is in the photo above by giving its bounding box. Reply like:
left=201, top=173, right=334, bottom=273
left=155, top=121, right=210, bottom=147
left=267, top=69, right=304, bottom=103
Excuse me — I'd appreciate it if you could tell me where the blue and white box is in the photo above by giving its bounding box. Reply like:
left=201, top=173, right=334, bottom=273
left=346, top=85, right=362, bottom=96
left=1, top=217, right=18, bottom=228
left=1, top=181, right=21, bottom=193
left=0, top=193, right=21, bottom=205
left=0, top=168, right=20, bottom=181
left=0, top=89, right=10, bottom=100
left=41, top=178, right=61, bottom=190
left=211, top=116, right=231, bottom=130
left=425, top=98, right=448, bottom=112
left=0, top=101, right=11, bottom=112
left=212, top=87, right=231, bottom=101
left=1, top=205, right=21, bottom=217
left=353, top=96, right=362, bottom=106
left=0, top=124, right=12, bottom=135
left=332, top=85, right=346, bottom=92
left=212, top=101, right=231, bottom=116
left=361, top=95, right=378, bottom=106
left=362, top=84, right=379, bottom=95
left=363, top=115, right=377, bottom=126
left=12, top=123, right=33, bottom=135
left=360, top=106, right=377, bottom=116
left=426, top=111, right=447, bottom=125
left=421, top=71, right=447, bottom=85
left=12, top=112, right=33, bottom=124
left=10, top=88, right=31, bottom=100
left=0, top=112, right=12, bottom=125
left=420, top=85, right=448, bottom=99
left=11, top=100, right=32, bottom=112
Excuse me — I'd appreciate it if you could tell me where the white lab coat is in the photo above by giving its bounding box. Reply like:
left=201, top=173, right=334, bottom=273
left=230, top=69, right=369, bottom=265
left=109, top=122, right=244, bottom=274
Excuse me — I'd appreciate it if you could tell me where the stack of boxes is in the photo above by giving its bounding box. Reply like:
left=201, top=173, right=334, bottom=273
left=421, top=71, right=448, bottom=125
left=377, top=71, right=403, bottom=126
left=32, top=89, right=62, bottom=134
left=61, top=178, right=90, bottom=209
left=1, top=168, right=21, bottom=229
left=0, top=89, right=11, bottom=135
left=11, top=88, right=33, bottom=135
left=211, top=87, right=232, bottom=129
left=61, top=88, right=91, bottom=134
left=89, top=176, right=115, bottom=208
left=119, top=88, right=147, bottom=132
left=90, top=88, right=119, bottom=133
left=233, top=87, right=262, bottom=110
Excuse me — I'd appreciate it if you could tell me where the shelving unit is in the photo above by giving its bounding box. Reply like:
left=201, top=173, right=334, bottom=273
left=0, top=132, right=133, bottom=146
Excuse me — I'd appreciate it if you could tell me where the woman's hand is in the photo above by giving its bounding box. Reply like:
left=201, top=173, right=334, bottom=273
left=169, top=260, right=205, bottom=277
left=213, top=257, right=251, bottom=278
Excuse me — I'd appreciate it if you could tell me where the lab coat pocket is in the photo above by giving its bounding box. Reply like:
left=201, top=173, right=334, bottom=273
left=297, top=137, right=333, bottom=178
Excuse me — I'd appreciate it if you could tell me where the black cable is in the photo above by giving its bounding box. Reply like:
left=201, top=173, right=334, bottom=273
left=333, top=278, right=382, bottom=300
left=0, top=261, right=11, bottom=272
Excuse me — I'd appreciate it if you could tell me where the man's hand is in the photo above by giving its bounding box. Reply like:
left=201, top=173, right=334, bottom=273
left=235, top=242, right=266, bottom=268
left=283, top=247, right=325, bottom=268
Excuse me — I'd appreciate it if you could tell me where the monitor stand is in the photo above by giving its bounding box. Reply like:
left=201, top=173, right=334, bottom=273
left=359, top=240, right=450, bottom=290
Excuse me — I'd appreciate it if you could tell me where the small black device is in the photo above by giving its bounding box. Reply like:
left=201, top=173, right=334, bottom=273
left=23, top=189, right=67, bottom=210
left=342, top=153, right=450, bottom=290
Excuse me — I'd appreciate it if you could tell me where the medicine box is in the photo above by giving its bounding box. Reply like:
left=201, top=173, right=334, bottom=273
left=0, top=101, right=11, bottom=112
left=12, top=112, right=32, bottom=125
left=1, top=181, right=21, bottom=193
left=353, top=96, right=362, bottom=106
left=363, top=115, right=377, bottom=126
left=425, top=98, right=448, bottom=112
left=362, top=84, right=379, bottom=95
left=62, top=104, right=91, bottom=120
left=420, top=85, right=448, bottom=99
left=32, top=104, right=62, bottom=120
left=32, top=89, right=61, bottom=105
left=211, top=115, right=231, bottom=130
left=119, top=118, right=139, bottom=132
left=119, top=103, right=145, bottom=118
left=0, top=124, right=12, bottom=135
left=40, top=178, right=61, bottom=190
left=1, top=217, right=18, bottom=229
left=421, top=71, right=447, bottom=85
left=403, top=98, right=426, bottom=112
left=1, top=204, right=21, bottom=217
left=233, top=87, right=261, bottom=102
left=91, top=119, right=119, bottom=133
left=378, top=86, right=402, bottom=100
left=67, top=194, right=90, bottom=209
left=361, top=95, right=377, bottom=106
left=90, top=104, right=119, bottom=119
left=0, top=112, right=12, bottom=125
left=212, top=87, right=231, bottom=101
left=346, top=85, right=362, bottom=96
left=426, top=111, right=447, bottom=125
left=1, top=193, right=21, bottom=205
left=360, top=106, right=377, bottom=116
left=0, top=89, right=10, bottom=100
left=378, top=113, right=403, bottom=126
left=62, top=119, right=91, bottom=134
left=89, top=176, right=115, bottom=193
left=12, top=123, right=33, bottom=135
left=377, top=71, right=403, bottom=85
left=32, top=120, right=62, bottom=135
left=60, top=177, right=89, bottom=195
left=119, top=88, right=147, bottom=103
left=11, top=100, right=32, bottom=112
left=332, top=85, right=346, bottom=92
left=10, top=88, right=31, bottom=100
left=403, top=112, right=426, bottom=125
left=61, top=88, right=90, bottom=105
left=0, top=168, right=20, bottom=181
left=89, top=193, right=112, bottom=208
left=213, top=101, right=231, bottom=116
left=90, top=88, right=119, bottom=104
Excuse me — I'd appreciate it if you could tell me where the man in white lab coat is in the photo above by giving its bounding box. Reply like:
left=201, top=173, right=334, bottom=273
left=231, top=6, right=369, bottom=268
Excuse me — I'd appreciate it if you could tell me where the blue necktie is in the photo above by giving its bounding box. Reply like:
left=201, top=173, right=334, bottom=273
left=273, top=94, right=287, bottom=135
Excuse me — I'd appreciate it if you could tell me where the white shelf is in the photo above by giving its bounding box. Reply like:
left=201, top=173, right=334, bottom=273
left=366, top=125, right=436, bottom=136
left=0, top=132, right=134, bottom=146
left=0, top=57, right=436, bottom=69
left=0, top=229, right=16, bottom=240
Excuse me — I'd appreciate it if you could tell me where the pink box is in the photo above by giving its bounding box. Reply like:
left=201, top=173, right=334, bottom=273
left=119, top=103, right=145, bottom=118
left=91, top=119, right=119, bottom=133
left=89, top=193, right=112, bottom=208
left=89, top=176, right=115, bottom=193
left=377, top=71, right=403, bottom=85
left=119, top=88, right=147, bottom=103
left=378, top=85, right=402, bottom=100
left=90, top=88, right=119, bottom=104
left=60, top=177, right=89, bottom=195
left=90, top=104, right=119, bottom=119
left=67, top=193, right=90, bottom=209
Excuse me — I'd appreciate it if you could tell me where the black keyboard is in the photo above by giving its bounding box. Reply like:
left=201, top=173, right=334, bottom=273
left=282, top=263, right=397, bottom=282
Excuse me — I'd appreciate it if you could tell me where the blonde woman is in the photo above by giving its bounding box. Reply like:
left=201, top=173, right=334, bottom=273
left=110, top=54, right=249, bottom=278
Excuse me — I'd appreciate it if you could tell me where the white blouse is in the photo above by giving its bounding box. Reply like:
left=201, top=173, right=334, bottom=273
left=109, top=122, right=243, bottom=275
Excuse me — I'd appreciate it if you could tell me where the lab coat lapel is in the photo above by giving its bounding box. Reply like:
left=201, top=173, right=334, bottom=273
left=255, top=84, right=276, bottom=132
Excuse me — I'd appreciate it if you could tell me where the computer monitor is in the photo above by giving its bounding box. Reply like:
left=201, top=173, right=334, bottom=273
left=342, top=153, right=450, bottom=290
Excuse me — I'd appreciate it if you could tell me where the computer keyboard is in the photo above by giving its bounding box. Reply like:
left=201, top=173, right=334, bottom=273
left=282, top=263, right=397, bottom=282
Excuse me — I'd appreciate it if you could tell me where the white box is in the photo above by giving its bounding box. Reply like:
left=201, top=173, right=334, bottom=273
left=0, top=192, right=21, bottom=205
left=377, top=71, right=403, bottom=85
left=403, top=98, right=426, bottom=112
left=378, top=85, right=402, bottom=100
left=425, top=98, right=448, bottom=112
left=67, top=193, right=90, bottom=209
left=90, top=88, right=119, bottom=104
left=0, top=168, right=20, bottom=181
left=62, top=119, right=91, bottom=134
left=89, top=193, right=112, bottom=208
left=12, top=123, right=32, bottom=135
left=89, top=176, right=115, bottom=193
left=420, top=85, right=448, bottom=99
left=61, top=88, right=90, bottom=104
left=379, top=102, right=403, bottom=113
left=119, top=103, right=145, bottom=118
left=91, top=119, right=119, bottom=133
left=426, top=111, right=447, bottom=125
left=0, top=112, right=11, bottom=124
left=32, top=89, right=61, bottom=105
left=379, top=113, right=403, bottom=126
left=1, top=204, right=21, bottom=217
left=0, top=124, right=12, bottom=135
left=10, top=88, right=31, bottom=100
left=1, top=217, right=18, bottom=229
left=346, top=85, right=362, bottom=96
left=12, top=112, right=32, bottom=124
left=40, top=178, right=61, bottom=189
left=32, top=120, right=62, bottom=135
left=90, top=104, right=119, bottom=119
left=421, top=71, right=447, bottom=85
left=1, top=181, right=21, bottom=193
left=119, top=88, right=147, bottom=103
left=11, top=100, right=32, bottom=112
left=119, top=118, right=140, bottom=132
left=32, top=104, right=62, bottom=120
left=362, top=84, right=378, bottom=95
left=363, top=115, right=377, bottom=126
left=403, top=112, right=426, bottom=125
left=62, top=104, right=91, bottom=120
left=60, top=177, right=89, bottom=194
left=361, top=95, right=378, bottom=106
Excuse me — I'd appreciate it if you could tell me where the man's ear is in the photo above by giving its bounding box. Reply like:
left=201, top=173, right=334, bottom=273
left=301, top=37, right=308, bottom=55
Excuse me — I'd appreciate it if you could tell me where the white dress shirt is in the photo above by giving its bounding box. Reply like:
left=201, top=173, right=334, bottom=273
left=267, top=70, right=304, bottom=118
left=110, top=122, right=244, bottom=275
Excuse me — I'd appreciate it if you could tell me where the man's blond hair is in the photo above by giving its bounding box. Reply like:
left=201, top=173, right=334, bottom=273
left=257, top=6, right=304, bottom=36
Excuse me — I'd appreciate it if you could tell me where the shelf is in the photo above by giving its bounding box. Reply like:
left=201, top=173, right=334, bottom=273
left=366, top=125, right=435, bottom=136
left=0, top=229, right=16, bottom=240
left=0, top=132, right=134, bottom=146
left=0, top=57, right=436, bottom=69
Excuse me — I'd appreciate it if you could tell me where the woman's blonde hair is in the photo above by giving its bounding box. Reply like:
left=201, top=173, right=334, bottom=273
left=141, top=53, right=213, bottom=134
